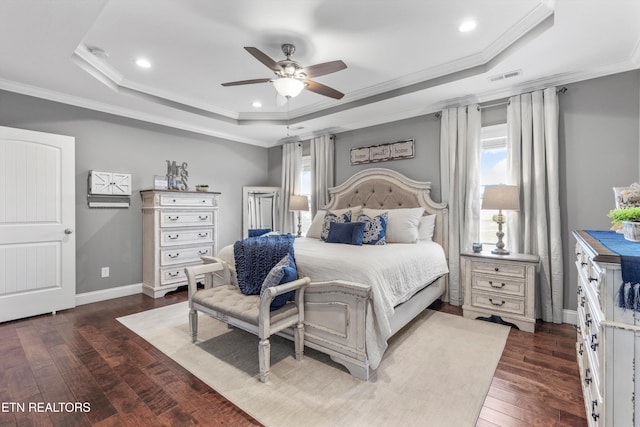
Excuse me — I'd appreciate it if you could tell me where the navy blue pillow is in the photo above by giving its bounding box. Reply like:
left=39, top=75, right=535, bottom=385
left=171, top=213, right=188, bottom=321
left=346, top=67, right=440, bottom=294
left=248, top=228, right=272, bottom=237
left=326, top=221, right=365, bottom=245
left=270, top=263, right=298, bottom=311
left=234, top=234, right=295, bottom=295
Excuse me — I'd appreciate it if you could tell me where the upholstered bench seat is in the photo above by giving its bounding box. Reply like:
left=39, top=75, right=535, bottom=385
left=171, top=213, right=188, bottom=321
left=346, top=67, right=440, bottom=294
left=191, top=284, right=300, bottom=325
left=185, top=257, right=309, bottom=382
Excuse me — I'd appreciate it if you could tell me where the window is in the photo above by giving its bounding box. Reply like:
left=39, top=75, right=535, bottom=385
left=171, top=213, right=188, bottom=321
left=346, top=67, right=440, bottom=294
left=479, top=123, right=508, bottom=249
left=299, top=155, right=312, bottom=234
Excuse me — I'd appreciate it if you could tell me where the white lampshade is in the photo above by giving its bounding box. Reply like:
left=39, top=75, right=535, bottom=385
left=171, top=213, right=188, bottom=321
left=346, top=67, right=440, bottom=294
left=482, top=185, right=520, bottom=211
left=273, top=77, right=305, bottom=98
left=289, top=195, right=309, bottom=211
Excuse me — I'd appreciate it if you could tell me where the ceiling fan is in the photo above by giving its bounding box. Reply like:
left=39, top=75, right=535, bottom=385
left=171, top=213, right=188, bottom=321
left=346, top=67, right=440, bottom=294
left=222, top=44, right=347, bottom=100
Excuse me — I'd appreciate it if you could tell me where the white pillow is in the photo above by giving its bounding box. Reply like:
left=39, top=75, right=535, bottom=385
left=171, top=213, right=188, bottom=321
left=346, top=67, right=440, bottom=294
left=362, top=207, right=424, bottom=243
left=306, top=206, right=362, bottom=239
left=418, top=214, right=436, bottom=241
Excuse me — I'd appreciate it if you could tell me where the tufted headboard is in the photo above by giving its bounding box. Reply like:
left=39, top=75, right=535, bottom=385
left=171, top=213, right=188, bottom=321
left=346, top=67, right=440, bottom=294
left=325, top=168, right=448, bottom=258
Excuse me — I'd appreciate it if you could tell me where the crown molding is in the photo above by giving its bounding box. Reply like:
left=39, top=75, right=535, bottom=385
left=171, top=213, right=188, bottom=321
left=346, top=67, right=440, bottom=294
left=0, top=78, right=269, bottom=147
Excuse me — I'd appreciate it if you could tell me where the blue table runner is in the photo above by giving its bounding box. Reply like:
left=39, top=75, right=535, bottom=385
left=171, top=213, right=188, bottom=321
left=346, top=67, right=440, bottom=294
left=584, top=230, right=640, bottom=311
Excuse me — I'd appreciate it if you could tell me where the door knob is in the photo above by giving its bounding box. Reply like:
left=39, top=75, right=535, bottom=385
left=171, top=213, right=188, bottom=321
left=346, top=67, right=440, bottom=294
left=64, top=229, right=73, bottom=235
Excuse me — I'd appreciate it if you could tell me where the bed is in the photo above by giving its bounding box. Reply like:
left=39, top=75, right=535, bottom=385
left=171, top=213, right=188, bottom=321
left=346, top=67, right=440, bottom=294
left=218, top=168, right=449, bottom=380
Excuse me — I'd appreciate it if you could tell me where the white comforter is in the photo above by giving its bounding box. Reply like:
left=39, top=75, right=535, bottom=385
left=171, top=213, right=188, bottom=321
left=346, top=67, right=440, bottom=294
left=217, top=237, right=449, bottom=369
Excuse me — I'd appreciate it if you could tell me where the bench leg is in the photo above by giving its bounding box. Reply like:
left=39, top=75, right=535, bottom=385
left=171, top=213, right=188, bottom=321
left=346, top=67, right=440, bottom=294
left=294, top=322, right=304, bottom=361
left=258, top=338, right=270, bottom=383
left=189, top=309, right=198, bottom=343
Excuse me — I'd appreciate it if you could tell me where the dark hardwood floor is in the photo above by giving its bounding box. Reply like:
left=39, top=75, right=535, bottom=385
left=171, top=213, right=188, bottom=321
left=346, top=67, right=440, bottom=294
left=0, top=291, right=587, bottom=427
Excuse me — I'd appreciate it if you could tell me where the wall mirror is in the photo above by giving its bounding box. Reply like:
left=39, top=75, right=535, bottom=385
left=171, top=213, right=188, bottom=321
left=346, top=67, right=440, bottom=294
left=242, top=186, right=281, bottom=238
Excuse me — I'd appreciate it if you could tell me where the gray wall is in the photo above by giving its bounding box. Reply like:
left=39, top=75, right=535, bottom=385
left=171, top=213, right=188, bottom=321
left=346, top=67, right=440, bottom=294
left=560, top=70, right=640, bottom=310
left=0, top=90, right=270, bottom=294
left=335, top=114, right=442, bottom=200
left=266, top=70, right=640, bottom=315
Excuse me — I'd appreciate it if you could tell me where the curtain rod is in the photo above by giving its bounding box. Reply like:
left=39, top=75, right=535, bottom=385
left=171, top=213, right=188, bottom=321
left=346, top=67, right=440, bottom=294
left=434, top=86, right=568, bottom=118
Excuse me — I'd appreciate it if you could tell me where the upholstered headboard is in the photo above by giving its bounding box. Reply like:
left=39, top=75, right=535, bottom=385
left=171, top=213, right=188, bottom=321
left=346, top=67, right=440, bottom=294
left=325, top=168, right=448, bottom=257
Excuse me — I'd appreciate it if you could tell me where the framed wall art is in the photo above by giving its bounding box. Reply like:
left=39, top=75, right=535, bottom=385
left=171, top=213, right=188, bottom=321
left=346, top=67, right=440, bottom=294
left=349, top=138, right=415, bottom=165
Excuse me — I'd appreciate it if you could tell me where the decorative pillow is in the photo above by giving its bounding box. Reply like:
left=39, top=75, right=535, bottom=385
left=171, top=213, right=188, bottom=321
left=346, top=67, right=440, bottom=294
left=326, top=221, right=365, bottom=246
left=321, top=211, right=351, bottom=241
left=248, top=228, right=272, bottom=237
left=418, top=214, right=436, bottom=241
left=261, top=253, right=297, bottom=311
left=233, top=234, right=295, bottom=296
left=357, top=212, right=388, bottom=245
left=306, top=206, right=362, bottom=239
left=363, top=207, right=424, bottom=243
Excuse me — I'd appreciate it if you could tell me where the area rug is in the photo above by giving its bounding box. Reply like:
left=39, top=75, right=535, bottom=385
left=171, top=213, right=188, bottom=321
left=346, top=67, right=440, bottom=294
left=118, top=301, right=509, bottom=427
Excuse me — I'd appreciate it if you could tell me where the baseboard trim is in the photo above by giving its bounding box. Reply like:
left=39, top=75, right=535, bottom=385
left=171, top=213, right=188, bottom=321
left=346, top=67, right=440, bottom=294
left=76, top=283, right=143, bottom=306
left=563, top=309, right=577, bottom=326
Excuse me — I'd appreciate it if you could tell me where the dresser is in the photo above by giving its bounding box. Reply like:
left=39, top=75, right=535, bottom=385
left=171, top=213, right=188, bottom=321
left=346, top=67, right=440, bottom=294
left=461, top=251, right=538, bottom=333
left=573, top=230, right=640, bottom=427
left=141, top=190, right=220, bottom=298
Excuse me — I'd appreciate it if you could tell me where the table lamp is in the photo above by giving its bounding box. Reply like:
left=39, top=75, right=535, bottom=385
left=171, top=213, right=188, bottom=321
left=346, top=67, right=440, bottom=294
left=289, top=195, right=309, bottom=237
left=481, top=185, right=520, bottom=255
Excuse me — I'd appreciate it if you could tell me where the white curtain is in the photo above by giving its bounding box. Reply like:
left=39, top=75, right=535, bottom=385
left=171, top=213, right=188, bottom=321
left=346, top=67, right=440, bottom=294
left=280, top=142, right=302, bottom=234
left=440, top=104, right=481, bottom=305
left=310, top=134, right=335, bottom=215
left=506, top=88, right=563, bottom=323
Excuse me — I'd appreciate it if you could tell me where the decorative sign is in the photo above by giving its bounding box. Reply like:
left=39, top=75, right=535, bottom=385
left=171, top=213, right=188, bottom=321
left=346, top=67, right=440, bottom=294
left=350, top=139, right=415, bottom=165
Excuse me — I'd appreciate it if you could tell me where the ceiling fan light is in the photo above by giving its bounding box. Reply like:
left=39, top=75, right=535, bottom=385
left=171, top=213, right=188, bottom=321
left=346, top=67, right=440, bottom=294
left=273, top=77, right=304, bottom=98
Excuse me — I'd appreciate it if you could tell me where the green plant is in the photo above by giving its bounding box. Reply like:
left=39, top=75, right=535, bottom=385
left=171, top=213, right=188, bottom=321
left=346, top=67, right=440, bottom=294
left=608, top=206, right=640, bottom=224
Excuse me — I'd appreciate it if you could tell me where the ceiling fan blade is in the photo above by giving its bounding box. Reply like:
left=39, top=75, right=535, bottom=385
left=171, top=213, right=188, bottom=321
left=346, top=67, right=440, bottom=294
left=221, top=78, right=272, bottom=87
left=304, top=80, right=344, bottom=100
left=302, top=60, right=347, bottom=78
left=244, top=47, right=282, bottom=72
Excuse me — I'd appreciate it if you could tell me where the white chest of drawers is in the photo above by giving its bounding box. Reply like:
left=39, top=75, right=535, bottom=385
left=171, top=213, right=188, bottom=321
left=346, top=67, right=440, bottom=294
left=141, top=190, right=220, bottom=298
left=461, top=251, right=538, bottom=333
left=574, top=230, right=640, bottom=427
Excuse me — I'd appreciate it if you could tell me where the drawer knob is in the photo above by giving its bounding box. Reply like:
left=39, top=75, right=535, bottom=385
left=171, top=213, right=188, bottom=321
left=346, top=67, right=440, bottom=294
left=579, top=342, right=584, bottom=356
left=577, top=285, right=582, bottom=295
left=168, top=271, right=180, bottom=277
left=168, top=216, right=179, bottom=221
left=581, top=296, right=585, bottom=308
left=198, top=250, right=209, bottom=255
left=168, top=234, right=179, bottom=240
left=581, top=262, right=587, bottom=266
left=198, top=232, right=208, bottom=238
left=584, top=368, right=592, bottom=384
left=489, top=298, right=505, bottom=307
left=494, top=267, right=499, bottom=272
left=167, top=253, right=180, bottom=259
left=489, top=281, right=505, bottom=289
left=199, top=215, right=209, bottom=220
left=585, top=313, right=592, bottom=327
left=591, top=334, right=598, bottom=351
left=588, top=277, right=598, bottom=283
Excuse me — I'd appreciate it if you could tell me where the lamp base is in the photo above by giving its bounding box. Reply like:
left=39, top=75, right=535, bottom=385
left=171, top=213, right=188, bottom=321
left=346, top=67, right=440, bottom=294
left=491, top=248, right=510, bottom=255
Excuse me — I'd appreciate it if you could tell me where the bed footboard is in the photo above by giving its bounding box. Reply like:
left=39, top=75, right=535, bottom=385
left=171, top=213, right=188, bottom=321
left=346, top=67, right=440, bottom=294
left=280, top=279, right=372, bottom=380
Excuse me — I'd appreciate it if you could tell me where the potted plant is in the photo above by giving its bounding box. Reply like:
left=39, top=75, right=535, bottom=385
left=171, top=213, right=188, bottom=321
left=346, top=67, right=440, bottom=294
left=608, top=206, right=640, bottom=242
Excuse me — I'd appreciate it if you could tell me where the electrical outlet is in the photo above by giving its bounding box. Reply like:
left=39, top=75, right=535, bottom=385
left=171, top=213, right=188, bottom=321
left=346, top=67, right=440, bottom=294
left=101, top=267, right=110, bottom=278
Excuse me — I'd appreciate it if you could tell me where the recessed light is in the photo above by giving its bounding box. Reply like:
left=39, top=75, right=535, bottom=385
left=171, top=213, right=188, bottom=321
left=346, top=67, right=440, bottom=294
left=459, top=19, right=477, bottom=33
left=252, top=101, right=262, bottom=108
left=135, top=58, right=151, bottom=68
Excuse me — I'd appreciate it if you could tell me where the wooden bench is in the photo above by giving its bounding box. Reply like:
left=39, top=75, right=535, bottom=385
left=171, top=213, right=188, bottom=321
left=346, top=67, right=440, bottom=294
left=184, top=257, right=310, bottom=382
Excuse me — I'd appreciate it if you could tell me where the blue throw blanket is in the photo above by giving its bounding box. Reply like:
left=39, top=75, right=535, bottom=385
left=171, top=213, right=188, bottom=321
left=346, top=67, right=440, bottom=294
left=584, top=230, right=640, bottom=311
left=233, top=234, right=295, bottom=296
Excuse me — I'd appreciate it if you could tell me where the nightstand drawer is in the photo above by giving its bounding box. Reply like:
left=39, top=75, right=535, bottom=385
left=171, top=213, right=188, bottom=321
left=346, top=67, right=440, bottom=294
left=471, top=274, right=525, bottom=296
left=160, top=228, right=214, bottom=246
left=470, top=260, right=525, bottom=278
left=160, top=245, right=212, bottom=266
left=470, top=292, right=525, bottom=316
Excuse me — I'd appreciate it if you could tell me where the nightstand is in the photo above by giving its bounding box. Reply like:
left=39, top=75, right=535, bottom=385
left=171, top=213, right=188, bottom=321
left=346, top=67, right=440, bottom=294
left=461, top=251, right=539, bottom=333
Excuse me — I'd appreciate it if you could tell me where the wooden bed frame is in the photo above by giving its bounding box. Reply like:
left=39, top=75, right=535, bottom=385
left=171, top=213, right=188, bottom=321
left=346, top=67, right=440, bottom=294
left=283, top=168, right=449, bottom=380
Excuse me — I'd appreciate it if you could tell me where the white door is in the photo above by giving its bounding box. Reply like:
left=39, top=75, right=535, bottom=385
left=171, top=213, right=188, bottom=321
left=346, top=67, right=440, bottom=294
left=0, top=126, right=75, bottom=322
